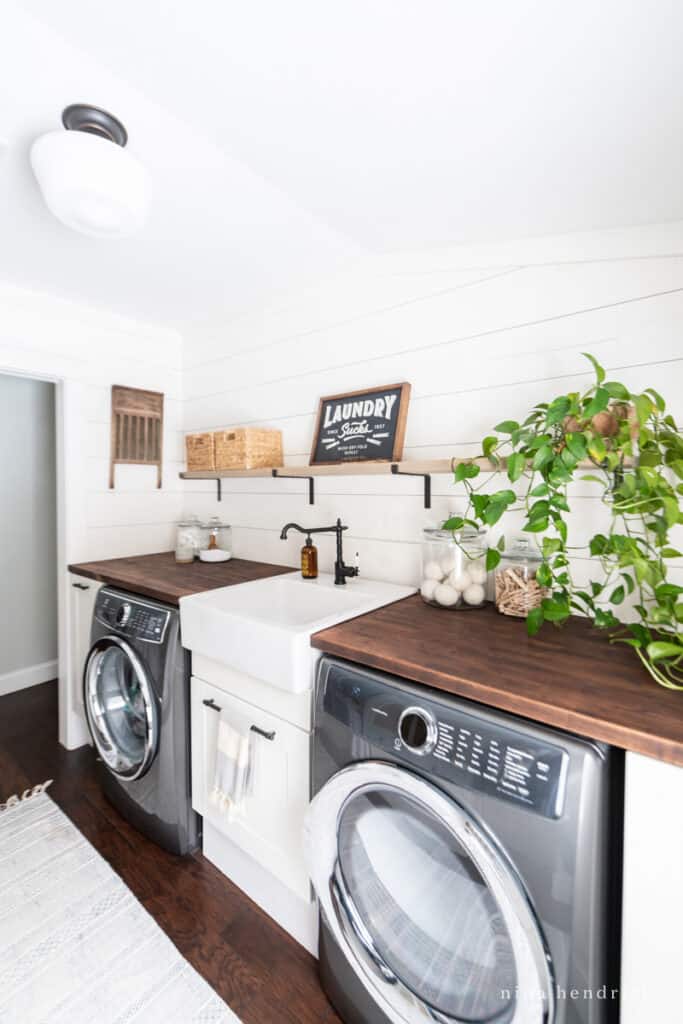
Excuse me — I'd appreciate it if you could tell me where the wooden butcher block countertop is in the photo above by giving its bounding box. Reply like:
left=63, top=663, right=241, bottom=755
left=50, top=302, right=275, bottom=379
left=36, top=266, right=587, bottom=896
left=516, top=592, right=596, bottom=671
left=68, top=551, right=292, bottom=606
left=311, top=595, right=683, bottom=767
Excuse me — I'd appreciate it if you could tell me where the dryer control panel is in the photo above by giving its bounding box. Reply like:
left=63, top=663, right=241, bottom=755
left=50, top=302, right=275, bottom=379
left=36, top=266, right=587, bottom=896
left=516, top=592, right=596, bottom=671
left=323, top=664, right=570, bottom=819
left=95, top=589, right=170, bottom=644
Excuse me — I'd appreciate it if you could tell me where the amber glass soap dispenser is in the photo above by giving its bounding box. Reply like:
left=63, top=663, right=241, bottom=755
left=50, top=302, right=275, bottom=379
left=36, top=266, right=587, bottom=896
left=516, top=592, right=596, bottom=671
left=301, top=534, right=318, bottom=579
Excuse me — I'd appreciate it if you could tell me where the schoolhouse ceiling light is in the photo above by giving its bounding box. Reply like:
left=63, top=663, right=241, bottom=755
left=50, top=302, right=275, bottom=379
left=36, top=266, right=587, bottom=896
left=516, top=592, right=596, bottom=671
left=30, top=104, right=150, bottom=238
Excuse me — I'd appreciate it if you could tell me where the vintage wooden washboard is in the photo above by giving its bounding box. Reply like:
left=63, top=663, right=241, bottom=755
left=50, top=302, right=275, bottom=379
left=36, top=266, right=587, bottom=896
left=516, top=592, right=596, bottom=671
left=109, top=385, right=164, bottom=489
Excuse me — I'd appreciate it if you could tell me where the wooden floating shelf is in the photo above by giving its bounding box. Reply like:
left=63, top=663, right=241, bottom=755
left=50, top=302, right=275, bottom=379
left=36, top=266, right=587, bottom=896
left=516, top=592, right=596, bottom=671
left=180, top=455, right=624, bottom=508
left=182, top=458, right=501, bottom=508
left=180, top=457, right=493, bottom=481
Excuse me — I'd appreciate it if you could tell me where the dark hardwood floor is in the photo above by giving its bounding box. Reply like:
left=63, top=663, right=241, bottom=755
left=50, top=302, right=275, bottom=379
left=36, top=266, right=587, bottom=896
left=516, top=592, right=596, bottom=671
left=0, top=681, right=341, bottom=1024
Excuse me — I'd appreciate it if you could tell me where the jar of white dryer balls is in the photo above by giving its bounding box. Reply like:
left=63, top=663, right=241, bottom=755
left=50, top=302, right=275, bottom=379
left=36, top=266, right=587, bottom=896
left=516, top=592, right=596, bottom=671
left=420, top=527, right=488, bottom=610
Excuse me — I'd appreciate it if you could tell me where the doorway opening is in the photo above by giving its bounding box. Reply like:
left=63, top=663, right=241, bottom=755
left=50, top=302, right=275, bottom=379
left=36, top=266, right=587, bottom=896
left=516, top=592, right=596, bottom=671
left=0, top=372, right=58, bottom=703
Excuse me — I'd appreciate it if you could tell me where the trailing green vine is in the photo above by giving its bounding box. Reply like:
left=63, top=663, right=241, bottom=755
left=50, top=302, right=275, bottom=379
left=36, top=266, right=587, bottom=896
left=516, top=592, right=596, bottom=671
left=444, top=353, right=683, bottom=689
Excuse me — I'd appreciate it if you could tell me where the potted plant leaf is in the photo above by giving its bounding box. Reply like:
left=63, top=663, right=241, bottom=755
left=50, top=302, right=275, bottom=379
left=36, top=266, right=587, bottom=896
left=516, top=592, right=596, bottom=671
left=445, top=354, right=683, bottom=689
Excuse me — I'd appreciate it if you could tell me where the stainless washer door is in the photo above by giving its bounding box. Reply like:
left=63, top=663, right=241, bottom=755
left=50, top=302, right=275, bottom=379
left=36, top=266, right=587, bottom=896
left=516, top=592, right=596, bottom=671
left=305, top=762, right=554, bottom=1024
left=83, top=636, right=159, bottom=781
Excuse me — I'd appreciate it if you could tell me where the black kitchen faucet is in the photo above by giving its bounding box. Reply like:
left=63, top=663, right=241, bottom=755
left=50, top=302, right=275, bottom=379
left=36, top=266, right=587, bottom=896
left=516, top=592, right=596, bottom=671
left=280, top=517, right=359, bottom=585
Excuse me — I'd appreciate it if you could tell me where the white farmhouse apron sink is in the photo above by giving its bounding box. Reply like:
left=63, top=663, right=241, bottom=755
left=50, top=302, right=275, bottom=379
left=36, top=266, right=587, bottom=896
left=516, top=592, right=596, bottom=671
left=179, top=571, right=414, bottom=693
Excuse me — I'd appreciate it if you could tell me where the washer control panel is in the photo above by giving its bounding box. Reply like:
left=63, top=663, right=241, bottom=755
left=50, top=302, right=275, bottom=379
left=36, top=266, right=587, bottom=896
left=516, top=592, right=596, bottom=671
left=96, top=590, right=170, bottom=644
left=323, top=666, right=569, bottom=819
left=428, top=716, right=567, bottom=817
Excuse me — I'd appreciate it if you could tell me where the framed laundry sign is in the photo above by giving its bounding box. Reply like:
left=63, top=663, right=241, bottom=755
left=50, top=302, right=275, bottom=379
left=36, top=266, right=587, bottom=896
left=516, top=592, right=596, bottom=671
left=310, top=382, right=411, bottom=465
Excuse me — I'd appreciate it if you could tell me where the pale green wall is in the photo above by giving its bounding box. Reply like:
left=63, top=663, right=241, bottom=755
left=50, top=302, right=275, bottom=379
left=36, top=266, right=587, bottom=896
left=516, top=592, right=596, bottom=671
left=0, top=373, right=57, bottom=679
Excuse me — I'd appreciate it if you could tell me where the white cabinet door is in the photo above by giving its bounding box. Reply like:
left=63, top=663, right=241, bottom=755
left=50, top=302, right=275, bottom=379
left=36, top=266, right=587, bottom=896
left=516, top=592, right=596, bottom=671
left=621, top=752, right=683, bottom=1022
left=191, top=675, right=312, bottom=901
left=68, top=574, right=99, bottom=714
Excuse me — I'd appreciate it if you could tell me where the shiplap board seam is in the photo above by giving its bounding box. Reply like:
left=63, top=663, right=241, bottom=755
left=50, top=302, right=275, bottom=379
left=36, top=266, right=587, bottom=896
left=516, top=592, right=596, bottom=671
left=384, top=252, right=683, bottom=275
left=89, top=488, right=185, bottom=495
left=179, top=223, right=683, bottom=349
left=221, top=524, right=647, bottom=562
left=185, top=323, right=618, bottom=404
left=182, top=244, right=683, bottom=373
left=182, top=354, right=683, bottom=434
left=411, top=354, right=683, bottom=404
left=182, top=290, right=683, bottom=416
left=184, top=266, right=524, bottom=371
left=183, top=317, right=683, bottom=431
left=87, top=520, right=180, bottom=530
left=183, top=487, right=612, bottom=502
left=0, top=282, right=183, bottom=340
left=185, top=283, right=683, bottom=402
left=183, top=274, right=683, bottom=381
left=0, top=339, right=183, bottom=381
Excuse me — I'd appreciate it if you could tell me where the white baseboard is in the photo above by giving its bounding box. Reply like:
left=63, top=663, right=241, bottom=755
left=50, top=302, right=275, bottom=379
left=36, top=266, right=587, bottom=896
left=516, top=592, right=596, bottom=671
left=0, top=660, right=58, bottom=697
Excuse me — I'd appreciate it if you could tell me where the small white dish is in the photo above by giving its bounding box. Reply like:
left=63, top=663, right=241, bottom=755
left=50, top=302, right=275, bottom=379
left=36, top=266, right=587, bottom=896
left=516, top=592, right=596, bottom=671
left=198, top=549, right=232, bottom=563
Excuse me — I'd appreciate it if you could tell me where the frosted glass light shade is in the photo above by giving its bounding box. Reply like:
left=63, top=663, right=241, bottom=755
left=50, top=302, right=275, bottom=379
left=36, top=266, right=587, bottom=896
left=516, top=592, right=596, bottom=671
left=30, top=129, right=150, bottom=238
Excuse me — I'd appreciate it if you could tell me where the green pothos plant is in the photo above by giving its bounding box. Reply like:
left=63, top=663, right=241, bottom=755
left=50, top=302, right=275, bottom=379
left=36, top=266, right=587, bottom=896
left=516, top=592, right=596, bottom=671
left=444, top=353, right=683, bottom=690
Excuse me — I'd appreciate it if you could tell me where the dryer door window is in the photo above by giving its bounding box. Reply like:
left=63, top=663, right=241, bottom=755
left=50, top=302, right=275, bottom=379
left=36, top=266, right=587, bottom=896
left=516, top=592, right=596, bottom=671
left=305, top=762, right=554, bottom=1024
left=84, top=636, right=159, bottom=781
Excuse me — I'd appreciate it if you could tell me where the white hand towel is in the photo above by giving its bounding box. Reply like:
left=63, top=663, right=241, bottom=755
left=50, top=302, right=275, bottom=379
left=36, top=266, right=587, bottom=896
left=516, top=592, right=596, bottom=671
left=209, top=707, right=254, bottom=820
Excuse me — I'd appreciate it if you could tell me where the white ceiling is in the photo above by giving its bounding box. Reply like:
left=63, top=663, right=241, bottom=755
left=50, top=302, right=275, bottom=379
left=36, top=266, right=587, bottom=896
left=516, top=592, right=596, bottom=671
left=4, top=0, right=683, bottom=330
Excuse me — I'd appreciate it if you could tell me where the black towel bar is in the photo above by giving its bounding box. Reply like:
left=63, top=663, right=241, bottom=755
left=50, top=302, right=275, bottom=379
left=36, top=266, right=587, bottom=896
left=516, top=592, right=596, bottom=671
left=250, top=725, right=276, bottom=741
left=203, top=699, right=275, bottom=741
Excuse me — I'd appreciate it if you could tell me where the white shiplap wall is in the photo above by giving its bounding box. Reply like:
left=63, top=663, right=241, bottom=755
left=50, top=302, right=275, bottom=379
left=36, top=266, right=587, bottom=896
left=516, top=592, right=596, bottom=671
left=0, top=282, right=184, bottom=745
left=0, top=282, right=184, bottom=561
left=181, top=223, right=683, bottom=591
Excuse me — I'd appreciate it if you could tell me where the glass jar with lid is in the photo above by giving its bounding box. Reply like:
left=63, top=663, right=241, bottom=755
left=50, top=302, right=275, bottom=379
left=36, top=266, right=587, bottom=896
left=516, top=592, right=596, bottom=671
left=175, top=515, right=204, bottom=563
left=203, top=516, right=232, bottom=556
left=494, top=536, right=548, bottom=617
left=420, top=527, right=488, bottom=610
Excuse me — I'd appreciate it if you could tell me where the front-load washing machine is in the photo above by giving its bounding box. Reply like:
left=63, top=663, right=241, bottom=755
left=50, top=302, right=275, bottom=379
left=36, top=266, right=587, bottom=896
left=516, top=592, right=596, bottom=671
left=83, top=587, right=200, bottom=856
left=305, top=657, right=622, bottom=1024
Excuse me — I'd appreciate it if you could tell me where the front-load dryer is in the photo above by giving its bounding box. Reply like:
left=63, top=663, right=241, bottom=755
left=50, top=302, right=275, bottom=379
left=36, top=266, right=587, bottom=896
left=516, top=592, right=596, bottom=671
left=83, top=587, right=200, bottom=856
left=305, top=657, right=622, bottom=1024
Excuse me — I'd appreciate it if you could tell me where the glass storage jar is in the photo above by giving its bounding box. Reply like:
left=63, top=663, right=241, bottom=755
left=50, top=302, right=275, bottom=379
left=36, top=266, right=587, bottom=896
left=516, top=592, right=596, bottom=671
left=203, top=516, right=232, bottom=555
left=494, top=536, right=548, bottom=617
left=175, top=515, right=204, bottom=563
left=420, top=527, right=488, bottom=609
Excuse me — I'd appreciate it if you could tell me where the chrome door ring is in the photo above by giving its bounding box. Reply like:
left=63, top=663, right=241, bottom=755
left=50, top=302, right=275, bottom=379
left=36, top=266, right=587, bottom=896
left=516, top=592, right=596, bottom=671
left=304, top=761, right=555, bottom=1024
left=83, top=636, right=158, bottom=781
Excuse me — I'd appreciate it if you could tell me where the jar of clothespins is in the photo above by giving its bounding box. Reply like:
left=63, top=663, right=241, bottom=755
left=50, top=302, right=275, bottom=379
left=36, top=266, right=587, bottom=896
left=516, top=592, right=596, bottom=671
left=494, top=537, right=549, bottom=617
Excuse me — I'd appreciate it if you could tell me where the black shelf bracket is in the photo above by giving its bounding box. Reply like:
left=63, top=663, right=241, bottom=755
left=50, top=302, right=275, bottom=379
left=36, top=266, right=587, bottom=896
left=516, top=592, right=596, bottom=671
left=216, top=478, right=222, bottom=502
left=272, top=469, right=315, bottom=505
left=391, top=464, right=432, bottom=509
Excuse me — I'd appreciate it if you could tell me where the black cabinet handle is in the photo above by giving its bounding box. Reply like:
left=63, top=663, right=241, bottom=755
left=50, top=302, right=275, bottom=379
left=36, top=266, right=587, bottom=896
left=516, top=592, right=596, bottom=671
left=250, top=725, right=276, bottom=741
left=72, top=582, right=90, bottom=590
left=203, top=698, right=221, bottom=713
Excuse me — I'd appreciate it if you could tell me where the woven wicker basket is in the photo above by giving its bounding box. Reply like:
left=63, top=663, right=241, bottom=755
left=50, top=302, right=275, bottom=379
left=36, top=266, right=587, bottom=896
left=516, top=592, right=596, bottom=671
left=214, top=428, right=283, bottom=470
left=185, top=432, right=215, bottom=472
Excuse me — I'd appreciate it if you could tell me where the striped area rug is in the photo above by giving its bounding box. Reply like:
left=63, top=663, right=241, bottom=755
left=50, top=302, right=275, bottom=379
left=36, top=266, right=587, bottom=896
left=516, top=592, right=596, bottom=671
left=0, top=791, right=240, bottom=1024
